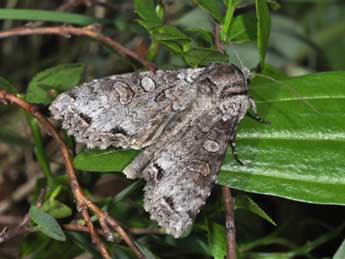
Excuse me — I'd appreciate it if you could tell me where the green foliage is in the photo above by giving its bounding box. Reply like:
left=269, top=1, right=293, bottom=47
left=26, top=63, right=84, bottom=104
left=255, top=0, right=271, bottom=67
left=334, top=239, right=345, bottom=259
left=207, top=222, right=227, bottom=259
left=192, top=0, right=223, bottom=23
left=0, top=127, right=32, bottom=146
left=0, top=9, right=102, bottom=25
left=235, top=195, right=276, bottom=226
left=29, top=206, right=66, bottom=242
left=0, top=76, right=17, bottom=93
left=218, top=72, right=345, bottom=205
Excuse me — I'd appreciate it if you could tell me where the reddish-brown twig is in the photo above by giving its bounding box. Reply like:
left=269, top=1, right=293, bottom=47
left=222, top=187, right=237, bottom=259
left=213, top=23, right=225, bottom=53
left=0, top=90, right=145, bottom=259
left=0, top=25, right=156, bottom=71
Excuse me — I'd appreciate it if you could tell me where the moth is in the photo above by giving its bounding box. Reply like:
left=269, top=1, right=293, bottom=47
left=49, top=63, right=264, bottom=238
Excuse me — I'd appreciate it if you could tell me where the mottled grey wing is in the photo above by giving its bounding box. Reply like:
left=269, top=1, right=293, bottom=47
left=49, top=68, right=204, bottom=149
left=136, top=108, right=239, bottom=237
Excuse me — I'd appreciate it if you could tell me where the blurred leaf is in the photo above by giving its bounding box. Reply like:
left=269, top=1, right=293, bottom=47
left=30, top=206, right=66, bottom=241
left=292, top=223, right=345, bottom=256
left=0, top=9, right=102, bottom=25
left=26, top=114, right=53, bottom=184
left=187, top=28, right=214, bottom=46
left=192, top=0, right=223, bottom=23
left=41, top=200, right=72, bottom=219
left=112, top=179, right=145, bottom=204
left=334, top=239, right=345, bottom=259
left=221, top=0, right=238, bottom=41
left=134, top=0, right=163, bottom=29
left=73, top=148, right=139, bottom=172
left=184, top=47, right=229, bottom=67
left=229, top=13, right=257, bottom=43
left=26, top=63, right=84, bottom=104
left=235, top=195, right=276, bottom=226
left=0, top=128, right=32, bottom=146
left=255, top=0, right=271, bottom=67
left=0, top=76, right=17, bottom=93
left=21, top=233, right=80, bottom=259
left=152, top=25, right=191, bottom=54
left=207, top=222, right=227, bottom=259
left=135, top=242, right=158, bottom=259
left=217, top=71, right=345, bottom=205
left=67, top=232, right=102, bottom=259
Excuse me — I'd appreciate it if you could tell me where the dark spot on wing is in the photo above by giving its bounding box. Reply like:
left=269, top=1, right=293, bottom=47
left=153, top=163, right=164, bottom=181
left=79, top=113, right=92, bottom=124
left=110, top=126, right=127, bottom=135
left=163, top=196, right=175, bottom=210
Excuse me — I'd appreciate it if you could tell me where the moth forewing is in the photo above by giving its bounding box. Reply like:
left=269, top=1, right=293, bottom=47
left=49, top=63, right=254, bottom=237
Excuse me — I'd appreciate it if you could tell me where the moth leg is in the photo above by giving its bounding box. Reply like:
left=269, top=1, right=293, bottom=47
left=230, top=118, right=244, bottom=166
left=123, top=150, right=152, bottom=179
left=247, top=97, right=271, bottom=125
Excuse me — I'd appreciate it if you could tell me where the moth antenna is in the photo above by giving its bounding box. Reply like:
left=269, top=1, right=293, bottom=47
left=253, top=73, right=319, bottom=113
left=228, top=41, right=245, bottom=68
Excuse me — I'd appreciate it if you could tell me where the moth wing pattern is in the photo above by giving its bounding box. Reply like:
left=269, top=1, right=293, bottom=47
left=49, top=63, right=254, bottom=237
left=49, top=67, right=206, bottom=150
left=140, top=108, right=240, bottom=237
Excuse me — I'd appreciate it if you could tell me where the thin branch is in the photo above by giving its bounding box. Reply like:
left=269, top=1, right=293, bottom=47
left=213, top=23, right=225, bottom=53
left=0, top=90, right=145, bottom=259
left=0, top=25, right=156, bottom=71
left=222, top=187, right=237, bottom=259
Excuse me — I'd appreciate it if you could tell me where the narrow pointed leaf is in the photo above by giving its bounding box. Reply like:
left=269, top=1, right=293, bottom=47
left=0, top=9, right=101, bottom=25
left=29, top=206, right=66, bottom=241
left=235, top=195, right=276, bottom=226
left=255, top=0, right=271, bottom=67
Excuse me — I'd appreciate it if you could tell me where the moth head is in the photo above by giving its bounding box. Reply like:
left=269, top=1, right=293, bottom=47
left=240, top=66, right=252, bottom=83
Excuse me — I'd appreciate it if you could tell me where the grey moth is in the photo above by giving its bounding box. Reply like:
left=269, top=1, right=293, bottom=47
left=49, top=63, right=263, bottom=237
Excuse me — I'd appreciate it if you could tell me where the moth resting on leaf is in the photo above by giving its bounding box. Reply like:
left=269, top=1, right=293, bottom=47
left=49, top=63, right=264, bottom=238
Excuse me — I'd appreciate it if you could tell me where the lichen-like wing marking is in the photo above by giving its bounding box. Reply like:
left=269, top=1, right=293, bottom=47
left=139, top=108, right=239, bottom=237
left=49, top=67, right=205, bottom=149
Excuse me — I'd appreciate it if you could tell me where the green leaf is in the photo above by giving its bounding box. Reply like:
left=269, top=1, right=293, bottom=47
left=255, top=0, right=271, bottom=67
left=235, top=195, right=276, bottom=226
left=217, top=71, right=345, bottom=205
left=41, top=200, right=73, bottom=219
left=207, top=222, right=227, bottom=259
left=0, top=76, right=17, bottom=93
left=192, top=0, right=223, bottom=23
left=26, top=63, right=84, bottom=104
left=112, top=179, right=145, bottom=204
left=0, top=9, right=102, bottom=25
left=134, top=0, right=163, bottom=29
left=229, top=13, right=257, bottom=43
left=29, top=206, right=66, bottom=241
left=184, top=47, right=229, bottom=67
left=67, top=232, right=102, bottom=259
left=73, top=148, right=139, bottom=172
left=334, top=239, right=345, bottom=259
left=0, top=128, right=32, bottom=146
left=152, top=25, right=191, bottom=54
